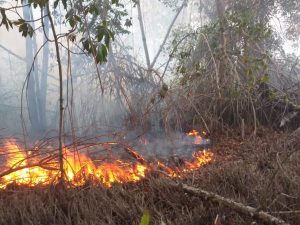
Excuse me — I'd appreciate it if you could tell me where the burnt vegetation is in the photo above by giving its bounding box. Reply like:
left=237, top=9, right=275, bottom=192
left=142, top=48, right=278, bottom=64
left=0, top=0, right=300, bottom=224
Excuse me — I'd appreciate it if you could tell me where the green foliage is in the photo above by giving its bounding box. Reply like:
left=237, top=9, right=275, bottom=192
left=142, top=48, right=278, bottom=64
left=0, top=9, right=33, bottom=37
left=140, top=211, right=151, bottom=225
left=242, top=51, right=271, bottom=89
left=63, top=0, right=130, bottom=64
left=76, top=19, right=114, bottom=63
left=169, top=3, right=276, bottom=91
left=12, top=19, right=34, bottom=37
left=1, top=0, right=129, bottom=64
left=226, top=11, right=272, bottom=41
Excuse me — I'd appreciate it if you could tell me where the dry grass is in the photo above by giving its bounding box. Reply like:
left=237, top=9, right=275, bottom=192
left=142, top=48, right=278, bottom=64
left=0, top=129, right=299, bottom=225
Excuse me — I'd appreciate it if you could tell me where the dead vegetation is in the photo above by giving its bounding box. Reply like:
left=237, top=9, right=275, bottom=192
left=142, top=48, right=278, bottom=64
left=0, top=129, right=298, bottom=225
left=0, top=1, right=299, bottom=225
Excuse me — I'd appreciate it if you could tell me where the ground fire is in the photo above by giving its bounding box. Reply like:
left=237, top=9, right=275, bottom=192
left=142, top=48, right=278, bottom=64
left=0, top=130, right=213, bottom=189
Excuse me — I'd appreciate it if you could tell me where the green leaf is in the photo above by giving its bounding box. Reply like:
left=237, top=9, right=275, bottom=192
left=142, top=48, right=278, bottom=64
left=3, top=19, right=9, bottom=30
left=101, top=44, right=108, bottom=60
left=94, top=44, right=108, bottom=64
left=18, top=22, right=34, bottom=37
left=109, top=30, right=114, bottom=40
left=140, top=211, right=151, bottom=225
left=82, top=39, right=90, bottom=51
left=8, top=20, right=13, bottom=29
left=88, top=42, right=96, bottom=55
left=27, top=24, right=34, bottom=37
left=13, top=19, right=25, bottom=26
left=104, top=34, right=110, bottom=48
left=89, top=5, right=99, bottom=15
left=96, top=33, right=104, bottom=42
left=74, top=15, right=82, bottom=23
left=68, top=16, right=76, bottom=28
left=95, top=46, right=103, bottom=64
left=125, top=18, right=132, bottom=27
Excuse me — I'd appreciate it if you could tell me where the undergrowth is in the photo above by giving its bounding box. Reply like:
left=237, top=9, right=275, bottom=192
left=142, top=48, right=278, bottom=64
left=0, top=129, right=298, bottom=225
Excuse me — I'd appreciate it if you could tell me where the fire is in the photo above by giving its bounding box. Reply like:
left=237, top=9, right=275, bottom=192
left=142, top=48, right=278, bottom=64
left=187, top=129, right=203, bottom=145
left=0, top=141, right=55, bottom=188
left=0, top=141, right=148, bottom=188
left=0, top=130, right=213, bottom=189
left=184, top=150, right=213, bottom=171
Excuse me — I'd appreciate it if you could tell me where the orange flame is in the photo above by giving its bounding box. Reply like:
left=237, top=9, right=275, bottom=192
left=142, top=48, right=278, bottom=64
left=187, top=129, right=204, bottom=145
left=0, top=131, right=213, bottom=189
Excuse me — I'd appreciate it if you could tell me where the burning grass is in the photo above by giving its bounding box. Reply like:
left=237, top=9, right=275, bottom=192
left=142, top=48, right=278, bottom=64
left=0, top=129, right=298, bottom=225
left=0, top=130, right=213, bottom=189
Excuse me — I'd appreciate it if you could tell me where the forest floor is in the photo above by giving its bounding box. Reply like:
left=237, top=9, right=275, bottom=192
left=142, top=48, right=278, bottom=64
left=0, top=128, right=298, bottom=225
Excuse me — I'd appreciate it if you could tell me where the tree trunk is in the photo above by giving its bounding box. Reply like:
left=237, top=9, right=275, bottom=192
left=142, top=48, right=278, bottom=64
left=22, top=2, right=40, bottom=134
left=39, top=5, right=50, bottom=133
left=215, top=0, right=226, bottom=86
left=30, top=8, right=42, bottom=130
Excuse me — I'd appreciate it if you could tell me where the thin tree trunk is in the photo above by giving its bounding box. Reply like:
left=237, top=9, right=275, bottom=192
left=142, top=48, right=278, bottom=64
left=136, top=0, right=151, bottom=69
left=47, top=5, right=64, bottom=184
left=215, top=0, right=226, bottom=86
left=40, top=5, right=50, bottom=133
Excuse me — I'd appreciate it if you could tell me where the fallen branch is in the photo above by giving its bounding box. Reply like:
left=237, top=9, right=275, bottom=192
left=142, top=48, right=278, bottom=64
left=173, top=183, right=290, bottom=225
left=271, top=210, right=300, bottom=215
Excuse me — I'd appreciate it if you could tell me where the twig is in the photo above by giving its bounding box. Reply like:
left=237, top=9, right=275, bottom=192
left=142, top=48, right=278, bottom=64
left=47, top=4, right=65, bottom=184
left=123, top=146, right=146, bottom=164
left=150, top=0, right=187, bottom=69
left=0, top=43, right=26, bottom=61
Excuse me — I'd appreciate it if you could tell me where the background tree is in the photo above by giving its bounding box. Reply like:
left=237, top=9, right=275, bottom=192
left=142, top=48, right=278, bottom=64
left=0, top=0, right=130, bottom=182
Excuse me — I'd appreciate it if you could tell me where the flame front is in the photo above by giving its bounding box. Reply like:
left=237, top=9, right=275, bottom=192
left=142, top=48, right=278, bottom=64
left=0, top=132, right=213, bottom=189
